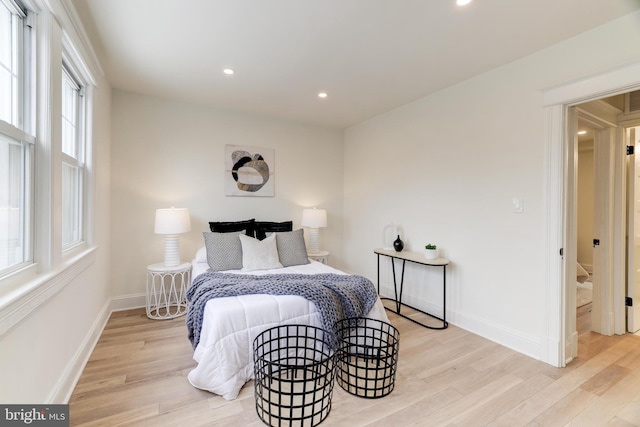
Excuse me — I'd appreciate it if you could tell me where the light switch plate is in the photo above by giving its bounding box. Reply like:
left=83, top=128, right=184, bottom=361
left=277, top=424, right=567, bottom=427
left=512, top=197, right=524, bottom=213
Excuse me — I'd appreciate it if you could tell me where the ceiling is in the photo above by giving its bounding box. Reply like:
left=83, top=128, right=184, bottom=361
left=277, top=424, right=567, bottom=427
left=73, top=0, right=640, bottom=129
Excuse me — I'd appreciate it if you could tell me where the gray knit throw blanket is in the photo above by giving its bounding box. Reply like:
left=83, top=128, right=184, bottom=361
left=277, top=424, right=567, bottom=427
left=186, top=272, right=378, bottom=349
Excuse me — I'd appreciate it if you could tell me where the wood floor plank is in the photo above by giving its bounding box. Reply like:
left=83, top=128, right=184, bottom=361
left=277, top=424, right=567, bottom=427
left=453, top=372, right=555, bottom=427
left=73, top=404, right=160, bottom=427
left=427, top=374, right=525, bottom=426
left=580, top=364, right=631, bottom=396
left=71, top=374, right=127, bottom=396
left=131, top=398, right=245, bottom=427
left=532, top=387, right=598, bottom=426
left=568, top=370, right=640, bottom=426
left=361, top=388, right=464, bottom=427
left=495, top=353, right=612, bottom=426
left=614, top=336, right=640, bottom=370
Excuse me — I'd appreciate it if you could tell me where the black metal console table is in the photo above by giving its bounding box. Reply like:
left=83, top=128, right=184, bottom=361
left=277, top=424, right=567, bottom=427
left=375, top=248, right=449, bottom=330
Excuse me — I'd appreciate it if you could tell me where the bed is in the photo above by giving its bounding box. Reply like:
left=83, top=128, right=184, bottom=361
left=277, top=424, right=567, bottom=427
left=186, top=219, right=389, bottom=401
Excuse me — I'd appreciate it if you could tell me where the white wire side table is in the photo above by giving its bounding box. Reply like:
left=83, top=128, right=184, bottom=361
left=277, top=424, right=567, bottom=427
left=146, top=262, right=191, bottom=320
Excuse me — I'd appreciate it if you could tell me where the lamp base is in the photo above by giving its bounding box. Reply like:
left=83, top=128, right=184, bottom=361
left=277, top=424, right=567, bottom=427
left=307, top=228, right=320, bottom=255
left=163, top=235, right=181, bottom=267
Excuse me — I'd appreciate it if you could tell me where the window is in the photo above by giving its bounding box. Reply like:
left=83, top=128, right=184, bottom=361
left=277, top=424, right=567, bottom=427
left=0, top=0, right=19, bottom=126
left=61, top=65, right=84, bottom=248
left=0, top=0, right=33, bottom=275
left=0, top=133, right=30, bottom=271
left=0, top=0, right=99, bottom=332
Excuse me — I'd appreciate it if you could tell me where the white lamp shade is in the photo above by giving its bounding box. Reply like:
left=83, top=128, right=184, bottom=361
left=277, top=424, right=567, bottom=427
left=154, top=208, right=191, bottom=235
left=301, top=208, right=327, bottom=228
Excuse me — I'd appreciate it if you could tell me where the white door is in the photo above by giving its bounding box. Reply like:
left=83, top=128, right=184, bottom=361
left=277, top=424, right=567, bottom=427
left=590, top=124, right=620, bottom=336
left=627, top=126, right=640, bottom=333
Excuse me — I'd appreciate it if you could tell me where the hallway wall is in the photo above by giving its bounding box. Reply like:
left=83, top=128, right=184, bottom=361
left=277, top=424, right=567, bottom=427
left=578, top=141, right=594, bottom=270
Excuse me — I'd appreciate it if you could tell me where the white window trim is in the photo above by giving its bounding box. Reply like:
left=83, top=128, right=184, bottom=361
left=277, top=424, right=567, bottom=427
left=0, top=120, right=35, bottom=144
left=0, top=1, right=35, bottom=279
left=0, top=247, right=95, bottom=335
left=61, top=61, right=86, bottom=251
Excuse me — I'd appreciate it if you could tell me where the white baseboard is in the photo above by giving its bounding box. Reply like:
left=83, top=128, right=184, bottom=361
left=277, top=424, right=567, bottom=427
left=47, top=293, right=146, bottom=403
left=564, top=331, right=579, bottom=365
left=380, top=287, right=542, bottom=362
left=48, top=297, right=112, bottom=403
left=449, top=309, right=542, bottom=361
left=541, top=335, right=564, bottom=368
left=110, top=293, right=146, bottom=312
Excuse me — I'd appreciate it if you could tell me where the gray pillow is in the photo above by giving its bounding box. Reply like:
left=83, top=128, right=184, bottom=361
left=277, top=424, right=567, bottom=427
left=275, top=229, right=310, bottom=267
left=203, top=230, right=244, bottom=271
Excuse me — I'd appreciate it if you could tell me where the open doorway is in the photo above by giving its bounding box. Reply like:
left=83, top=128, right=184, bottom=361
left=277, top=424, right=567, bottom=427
left=541, top=61, right=640, bottom=368
left=575, top=120, right=594, bottom=346
left=572, top=92, right=640, bottom=359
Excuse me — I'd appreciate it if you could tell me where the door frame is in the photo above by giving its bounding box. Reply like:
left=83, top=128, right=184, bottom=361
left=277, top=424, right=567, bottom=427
left=565, top=108, right=618, bottom=356
left=574, top=107, right=621, bottom=337
left=541, top=60, right=640, bottom=367
left=625, top=125, right=640, bottom=333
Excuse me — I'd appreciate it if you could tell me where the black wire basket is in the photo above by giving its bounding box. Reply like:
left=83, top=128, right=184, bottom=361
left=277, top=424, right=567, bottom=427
left=253, top=324, right=337, bottom=427
left=334, top=317, right=400, bottom=398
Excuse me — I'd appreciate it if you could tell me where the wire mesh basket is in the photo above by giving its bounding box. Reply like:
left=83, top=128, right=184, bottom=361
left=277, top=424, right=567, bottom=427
left=334, top=317, right=400, bottom=398
left=253, top=324, right=337, bottom=427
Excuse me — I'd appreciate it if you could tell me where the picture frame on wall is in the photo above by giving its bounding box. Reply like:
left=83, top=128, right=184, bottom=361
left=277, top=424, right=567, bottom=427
left=225, top=144, right=275, bottom=197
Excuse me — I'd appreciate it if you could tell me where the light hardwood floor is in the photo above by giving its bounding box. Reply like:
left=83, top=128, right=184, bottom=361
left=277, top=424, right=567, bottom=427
left=68, top=304, right=640, bottom=426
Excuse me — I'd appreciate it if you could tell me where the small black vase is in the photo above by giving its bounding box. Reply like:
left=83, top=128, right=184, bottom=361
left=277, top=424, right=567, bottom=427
left=393, top=235, right=404, bottom=252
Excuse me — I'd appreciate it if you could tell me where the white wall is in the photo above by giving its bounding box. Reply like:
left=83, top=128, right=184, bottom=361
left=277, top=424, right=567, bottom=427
left=110, top=90, right=344, bottom=300
left=343, top=11, right=640, bottom=359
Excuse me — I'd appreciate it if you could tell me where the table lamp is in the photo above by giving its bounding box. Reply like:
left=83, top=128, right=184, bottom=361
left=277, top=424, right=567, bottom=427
left=301, top=208, right=327, bottom=255
left=154, top=207, right=191, bottom=267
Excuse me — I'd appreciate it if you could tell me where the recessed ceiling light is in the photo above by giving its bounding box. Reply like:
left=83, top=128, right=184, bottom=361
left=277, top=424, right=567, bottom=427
left=318, top=92, right=328, bottom=98
left=577, top=130, right=587, bottom=135
left=223, top=68, right=235, bottom=75
left=456, top=0, right=472, bottom=5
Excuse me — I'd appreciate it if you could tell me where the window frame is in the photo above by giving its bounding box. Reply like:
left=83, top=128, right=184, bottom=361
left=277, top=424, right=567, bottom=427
left=0, top=0, right=35, bottom=279
left=60, top=61, right=86, bottom=251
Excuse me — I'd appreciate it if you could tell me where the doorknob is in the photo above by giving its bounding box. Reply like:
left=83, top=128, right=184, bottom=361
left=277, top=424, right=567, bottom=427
left=593, top=239, right=600, bottom=247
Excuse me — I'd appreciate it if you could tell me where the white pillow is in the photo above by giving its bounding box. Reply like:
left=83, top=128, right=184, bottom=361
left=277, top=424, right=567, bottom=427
left=195, top=246, right=207, bottom=263
left=239, top=233, right=283, bottom=272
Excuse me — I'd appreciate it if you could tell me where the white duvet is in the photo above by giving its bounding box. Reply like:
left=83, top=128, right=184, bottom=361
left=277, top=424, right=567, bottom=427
left=187, top=259, right=389, bottom=400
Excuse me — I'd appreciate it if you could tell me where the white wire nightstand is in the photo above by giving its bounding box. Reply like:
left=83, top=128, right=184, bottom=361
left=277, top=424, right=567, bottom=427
left=308, top=250, right=330, bottom=265
left=146, top=262, right=191, bottom=320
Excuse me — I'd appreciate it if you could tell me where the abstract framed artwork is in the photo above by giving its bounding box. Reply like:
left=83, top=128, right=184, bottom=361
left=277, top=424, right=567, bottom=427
left=225, top=145, right=275, bottom=197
